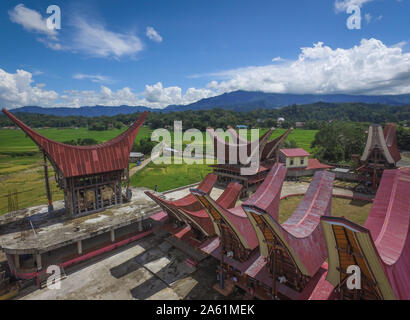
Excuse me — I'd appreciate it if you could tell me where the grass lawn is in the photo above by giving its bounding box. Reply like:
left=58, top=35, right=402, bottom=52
left=278, top=196, right=372, bottom=225
left=130, top=158, right=214, bottom=192
left=0, top=162, right=63, bottom=214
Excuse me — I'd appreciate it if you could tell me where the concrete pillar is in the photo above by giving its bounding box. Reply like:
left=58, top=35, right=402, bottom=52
left=138, top=220, right=143, bottom=232
left=110, top=229, right=115, bottom=243
left=14, top=254, right=20, bottom=269
left=36, top=253, right=42, bottom=271
left=77, top=240, right=82, bottom=255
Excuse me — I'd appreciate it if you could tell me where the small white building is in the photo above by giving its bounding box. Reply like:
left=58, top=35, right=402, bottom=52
left=279, top=148, right=310, bottom=168
left=129, top=152, right=144, bottom=163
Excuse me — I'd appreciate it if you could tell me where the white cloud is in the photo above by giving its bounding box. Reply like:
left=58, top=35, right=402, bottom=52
left=2, top=39, right=410, bottom=109
left=73, top=74, right=113, bottom=83
left=0, top=69, right=58, bottom=109
left=54, top=82, right=215, bottom=109
left=334, top=0, right=374, bottom=13
left=365, top=13, right=372, bottom=23
left=9, top=4, right=143, bottom=59
left=146, top=26, right=163, bottom=43
left=9, top=4, right=62, bottom=50
left=392, top=41, right=407, bottom=48
left=143, top=82, right=214, bottom=108
left=206, top=39, right=410, bottom=95
left=272, top=56, right=285, bottom=62
left=9, top=4, right=57, bottom=37
left=71, top=17, right=143, bottom=59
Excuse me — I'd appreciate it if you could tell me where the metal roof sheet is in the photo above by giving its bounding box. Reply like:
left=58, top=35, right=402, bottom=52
left=2, top=109, right=148, bottom=178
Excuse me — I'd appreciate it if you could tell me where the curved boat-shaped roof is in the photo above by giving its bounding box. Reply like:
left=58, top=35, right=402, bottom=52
left=2, top=109, right=149, bottom=178
left=260, top=128, right=293, bottom=161
left=321, top=168, right=410, bottom=300
left=215, top=126, right=293, bottom=163
left=243, top=170, right=335, bottom=277
left=207, top=127, right=275, bottom=165
left=243, top=163, right=287, bottom=220
left=361, top=123, right=401, bottom=164
left=192, top=163, right=287, bottom=253
left=383, top=123, right=401, bottom=163
left=227, top=126, right=248, bottom=145
left=145, top=173, right=217, bottom=217
left=146, top=181, right=241, bottom=237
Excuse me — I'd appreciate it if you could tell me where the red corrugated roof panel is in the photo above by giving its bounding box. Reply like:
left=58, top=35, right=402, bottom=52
left=2, top=109, right=148, bottom=178
left=306, top=158, right=334, bottom=170
left=364, top=168, right=410, bottom=299
left=383, top=123, right=401, bottom=163
left=280, top=148, right=311, bottom=157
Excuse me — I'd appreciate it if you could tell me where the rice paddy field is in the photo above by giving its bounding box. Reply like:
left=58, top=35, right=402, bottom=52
left=130, top=159, right=215, bottom=192
left=0, top=126, right=317, bottom=214
left=278, top=195, right=372, bottom=225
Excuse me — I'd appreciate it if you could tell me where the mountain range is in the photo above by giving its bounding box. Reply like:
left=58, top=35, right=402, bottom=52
left=8, top=91, right=410, bottom=117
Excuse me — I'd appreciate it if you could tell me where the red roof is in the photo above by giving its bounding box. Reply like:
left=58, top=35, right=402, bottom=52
left=306, top=158, right=334, bottom=170
left=383, top=123, right=401, bottom=163
left=280, top=148, right=311, bottom=157
left=2, top=109, right=148, bottom=178
left=364, top=168, right=410, bottom=299
left=208, top=127, right=293, bottom=164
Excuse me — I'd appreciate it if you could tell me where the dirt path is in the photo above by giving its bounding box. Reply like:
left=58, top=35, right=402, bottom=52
left=129, top=157, right=152, bottom=176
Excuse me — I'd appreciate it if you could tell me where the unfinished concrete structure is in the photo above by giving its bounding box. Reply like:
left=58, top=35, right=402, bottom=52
left=0, top=190, right=160, bottom=283
left=2, top=109, right=149, bottom=216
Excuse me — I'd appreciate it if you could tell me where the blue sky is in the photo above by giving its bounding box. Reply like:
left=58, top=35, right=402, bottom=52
left=0, top=0, right=409, bottom=109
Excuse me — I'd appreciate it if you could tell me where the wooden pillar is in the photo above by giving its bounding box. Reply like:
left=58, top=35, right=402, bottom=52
left=77, top=240, right=82, bottom=255
left=95, top=187, right=99, bottom=209
left=71, top=179, right=77, bottom=216
left=138, top=220, right=143, bottom=232
left=110, top=229, right=115, bottom=242
left=36, top=253, right=42, bottom=271
left=119, top=181, right=123, bottom=204
left=43, top=152, right=53, bottom=213
left=14, top=254, right=20, bottom=270
left=219, top=224, right=224, bottom=290
left=272, top=248, right=278, bottom=300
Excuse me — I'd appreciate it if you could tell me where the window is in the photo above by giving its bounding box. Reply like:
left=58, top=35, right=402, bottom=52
left=300, top=158, right=304, bottom=165
left=290, top=159, right=294, bottom=166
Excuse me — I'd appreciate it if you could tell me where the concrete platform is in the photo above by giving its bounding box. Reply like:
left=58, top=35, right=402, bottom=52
left=0, top=188, right=160, bottom=255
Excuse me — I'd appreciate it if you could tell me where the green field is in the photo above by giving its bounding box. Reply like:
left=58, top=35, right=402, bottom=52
left=0, top=126, right=317, bottom=213
left=278, top=196, right=372, bottom=225
left=130, top=159, right=214, bottom=192
left=266, top=128, right=317, bottom=153
left=0, top=126, right=153, bottom=154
